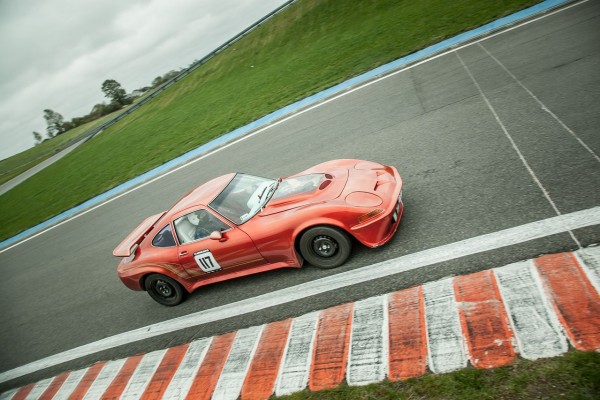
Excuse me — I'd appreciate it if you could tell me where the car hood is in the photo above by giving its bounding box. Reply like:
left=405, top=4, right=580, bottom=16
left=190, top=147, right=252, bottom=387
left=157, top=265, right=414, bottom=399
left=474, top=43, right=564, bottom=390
left=261, top=168, right=348, bottom=215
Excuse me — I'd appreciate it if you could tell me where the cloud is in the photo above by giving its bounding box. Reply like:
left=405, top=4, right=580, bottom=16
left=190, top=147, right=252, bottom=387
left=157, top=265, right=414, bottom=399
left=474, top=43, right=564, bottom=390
left=0, top=0, right=288, bottom=160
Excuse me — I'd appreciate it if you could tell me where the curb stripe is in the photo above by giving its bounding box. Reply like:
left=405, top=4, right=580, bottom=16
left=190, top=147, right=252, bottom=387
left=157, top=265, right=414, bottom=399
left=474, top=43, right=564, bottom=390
left=274, top=312, right=318, bottom=396
left=100, top=354, right=143, bottom=399
left=576, top=246, right=600, bottom=296
left=51, top=369, right=87, bottom=400
left=423, top=279, right=467, bottom=373
left=4, top=249, right=600, bottom=399
left=67, top=362, right=105, bottom=400
left=347, top=296, right=387, bottom=386
left=11, top=382, right=34, bottom=400
left=494, top=261, right=567, bottom=359
left=534, top=253, right=600, bottom=351
left=3, top=208, right=599, bottom=386
left=309, top=303, right=353, bottom=391
left=454, top=271, right=515, bottom=369
left=140, top=344, right=189, bottom=400
left=185, top=332, right=236, bottom=400
left=241, top=319, right=292, bottom=400
left=160, top=338, right=211, bottom=400
left=387, top=287, right=427, bottom=380
left=81, top=359, right=126, bottom=400
left=119, top=350, right=166, bottom=399
left=213, top=325, right=264, bottom=400
left=22, top=377, right=52, bottom=399
left=38, top=372, right=69, bottom=400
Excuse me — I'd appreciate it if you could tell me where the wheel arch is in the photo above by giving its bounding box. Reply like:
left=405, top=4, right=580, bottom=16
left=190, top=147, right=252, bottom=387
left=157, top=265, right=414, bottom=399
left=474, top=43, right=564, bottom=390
left=138, top=266, right=193, bottom=294
left=292, top=219, right=355, bottom=254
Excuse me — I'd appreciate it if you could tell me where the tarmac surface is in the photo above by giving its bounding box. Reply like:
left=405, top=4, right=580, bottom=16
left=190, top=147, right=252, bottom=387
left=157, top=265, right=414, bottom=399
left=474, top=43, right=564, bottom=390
left=0, top=0, right=599, bottom=394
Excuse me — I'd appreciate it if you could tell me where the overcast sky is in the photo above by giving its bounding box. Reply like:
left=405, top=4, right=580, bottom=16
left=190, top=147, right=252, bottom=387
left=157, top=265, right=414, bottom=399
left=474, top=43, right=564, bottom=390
left=0, top=0, right=288, bottom=160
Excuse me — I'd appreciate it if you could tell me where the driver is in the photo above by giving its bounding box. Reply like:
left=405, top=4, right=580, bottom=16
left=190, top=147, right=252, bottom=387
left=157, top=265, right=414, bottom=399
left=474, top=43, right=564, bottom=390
left=187, top=212, right=212, bottom=240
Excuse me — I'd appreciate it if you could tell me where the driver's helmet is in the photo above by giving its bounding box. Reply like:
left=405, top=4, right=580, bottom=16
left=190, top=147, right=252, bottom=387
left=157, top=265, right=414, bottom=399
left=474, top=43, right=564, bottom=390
left=187, top=213, right=200, bottom=226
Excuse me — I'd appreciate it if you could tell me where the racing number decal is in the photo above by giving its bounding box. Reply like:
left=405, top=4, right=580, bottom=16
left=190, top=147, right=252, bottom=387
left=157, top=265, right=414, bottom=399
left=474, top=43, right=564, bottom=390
left=193, top=249, right=222, bottom=273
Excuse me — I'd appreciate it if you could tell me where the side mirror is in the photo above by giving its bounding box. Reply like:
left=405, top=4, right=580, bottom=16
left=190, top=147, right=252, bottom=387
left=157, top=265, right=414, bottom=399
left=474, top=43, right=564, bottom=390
left=209, top=231, right=227, bottom=242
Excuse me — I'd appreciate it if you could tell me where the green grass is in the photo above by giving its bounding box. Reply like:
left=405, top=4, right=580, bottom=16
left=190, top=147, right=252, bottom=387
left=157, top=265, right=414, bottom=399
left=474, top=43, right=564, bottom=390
left=0, top=110, right=123, bottom=186
left=277, top=351, right=600, bottom=400
left=0, top=0, right=542, bottom=241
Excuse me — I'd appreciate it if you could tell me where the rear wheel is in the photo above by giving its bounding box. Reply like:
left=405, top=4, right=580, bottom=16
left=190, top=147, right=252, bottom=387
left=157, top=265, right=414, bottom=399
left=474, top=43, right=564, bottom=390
left=144, top=274, right=186, bottom=306
left=299, top=226, right=352, bottom=269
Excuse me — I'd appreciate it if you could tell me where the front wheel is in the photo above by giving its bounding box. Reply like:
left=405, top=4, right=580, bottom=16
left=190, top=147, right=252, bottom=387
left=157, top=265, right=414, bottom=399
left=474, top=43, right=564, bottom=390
left=144, top=274, right=186, bottom=306
left=299, top=226, right=352, bottom=269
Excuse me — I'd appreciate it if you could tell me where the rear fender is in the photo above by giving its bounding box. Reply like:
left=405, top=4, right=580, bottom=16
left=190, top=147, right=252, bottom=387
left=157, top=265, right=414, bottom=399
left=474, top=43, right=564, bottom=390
left=134, top=265, right=193, bottom=293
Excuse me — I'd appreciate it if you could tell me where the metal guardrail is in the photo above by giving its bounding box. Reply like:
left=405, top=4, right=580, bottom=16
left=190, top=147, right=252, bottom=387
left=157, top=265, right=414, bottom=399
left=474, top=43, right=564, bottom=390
left=81, top=0, right=297, bottom=143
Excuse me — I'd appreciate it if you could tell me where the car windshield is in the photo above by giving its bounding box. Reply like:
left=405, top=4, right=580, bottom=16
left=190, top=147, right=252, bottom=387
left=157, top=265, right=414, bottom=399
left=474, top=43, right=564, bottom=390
left=210, top=174, right=277, bottom=224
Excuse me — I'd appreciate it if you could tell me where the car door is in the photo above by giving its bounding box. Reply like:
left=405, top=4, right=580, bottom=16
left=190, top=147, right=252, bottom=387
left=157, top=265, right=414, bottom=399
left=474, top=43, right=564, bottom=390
left=174, top=208, right=265, bottom=279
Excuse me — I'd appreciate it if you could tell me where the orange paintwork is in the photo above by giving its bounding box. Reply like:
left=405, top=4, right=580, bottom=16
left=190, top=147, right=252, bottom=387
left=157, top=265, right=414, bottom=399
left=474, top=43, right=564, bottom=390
left=113, top=160, right=403, bottom=297
left=454, top=271, right=515, bottom=369
left=534, top=253, right=600, bottom=351
left=387, top=287, right=428, bottom=380
left=309, top=303, right=353, bottom=391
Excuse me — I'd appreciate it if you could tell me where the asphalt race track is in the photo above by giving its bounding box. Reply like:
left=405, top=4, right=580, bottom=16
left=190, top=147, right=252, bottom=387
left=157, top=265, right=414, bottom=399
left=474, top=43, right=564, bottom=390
left=1, top=0, right=599, bottom=390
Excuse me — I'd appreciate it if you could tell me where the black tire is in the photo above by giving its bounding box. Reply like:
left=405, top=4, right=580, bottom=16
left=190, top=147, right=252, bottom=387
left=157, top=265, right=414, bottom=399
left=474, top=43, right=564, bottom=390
left=144, top=274, right=186, bottom=306
left=299, top=226, right=352, bottom=269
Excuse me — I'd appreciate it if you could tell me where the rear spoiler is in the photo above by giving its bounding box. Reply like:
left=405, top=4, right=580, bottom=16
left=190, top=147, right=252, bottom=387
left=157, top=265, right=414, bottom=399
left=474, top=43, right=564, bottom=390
left=112, top=212, right=166, bottom=257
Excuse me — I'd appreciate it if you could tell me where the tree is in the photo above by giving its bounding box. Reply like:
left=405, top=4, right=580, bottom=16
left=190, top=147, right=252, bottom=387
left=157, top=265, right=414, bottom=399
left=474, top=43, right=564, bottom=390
left=43, top=109, right=65, bottom=138
left=101, top=79, right=127, bottom=105
left=33, top=131, right=43, bottom=144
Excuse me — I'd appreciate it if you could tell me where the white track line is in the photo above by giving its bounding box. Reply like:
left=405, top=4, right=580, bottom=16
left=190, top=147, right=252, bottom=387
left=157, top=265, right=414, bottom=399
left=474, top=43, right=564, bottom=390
left=120, top=349, right=166, bottom=400
left=423, top=279, right=468, bottom=373
left=23, top=376, right=52, bottom=400
left=212, top=325, right=264, bottom=400
left=494, top=261, right=568, bottom=359
left=160, top=337, right=212, bottom=400
left=455, top=50, right=582, bottom=249
left=575, top=246, right=600, bottom=295
left=1, top=206, right=599, bottom=384
left=346, top=295, right=387, bottom=386
left=478, top=42, right=600, bottom=163
left=50, top=368, right=87, bottom=400
left=274, top=311, right=319, bottom=396
left=0, top=0, right=588, bottom=255
left=82, top=359, right=127, bottom=400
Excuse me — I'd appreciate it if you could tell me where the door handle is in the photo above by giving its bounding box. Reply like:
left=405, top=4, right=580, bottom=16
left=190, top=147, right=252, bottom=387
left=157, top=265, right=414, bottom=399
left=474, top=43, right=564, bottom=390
left=179, top=251, right=188, bottom=256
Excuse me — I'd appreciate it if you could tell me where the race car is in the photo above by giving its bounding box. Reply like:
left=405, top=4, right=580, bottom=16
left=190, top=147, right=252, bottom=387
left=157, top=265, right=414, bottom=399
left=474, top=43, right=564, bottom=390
left=113, top=159, right=404, bottom=305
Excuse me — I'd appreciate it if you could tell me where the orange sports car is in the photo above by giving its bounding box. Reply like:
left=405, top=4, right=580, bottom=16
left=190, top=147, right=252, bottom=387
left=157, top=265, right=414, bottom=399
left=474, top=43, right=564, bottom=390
left=113, top=159, right=403, bottom=305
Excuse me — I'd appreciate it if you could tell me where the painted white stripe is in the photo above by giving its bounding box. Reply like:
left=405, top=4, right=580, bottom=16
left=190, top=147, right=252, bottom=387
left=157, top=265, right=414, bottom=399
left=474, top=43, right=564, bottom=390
left=212, top=325, right=263, bottom=400
left=455, top=50, right=581, bottom=249
left=0, top=0, right=586, bottom=256
left=160, top=337, right=212, bottom=400
left=82, top=358, right=126, bottom=400
left=346, top=295, right=387, bottom=386
left=24, top=377, right=53, bottom=400
left=494, top=261, right=567, bottom=359
left=423, top=278, right=468, bottom=373
left=478, top=42, right=600, bottom=163
left=274, top=311, right=319, bottom=396
left=0, top=388, right=17, bottom=400
left=51, top=368, right=87, bottom=399
left=2, top=207, right=599, bottom=384
left=576, top=246, right=600, bottom=295
left=120, top=349, right=167, bottom=400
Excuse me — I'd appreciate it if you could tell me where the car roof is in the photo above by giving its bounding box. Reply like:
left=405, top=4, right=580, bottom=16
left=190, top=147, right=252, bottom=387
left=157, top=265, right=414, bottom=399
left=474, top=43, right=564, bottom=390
left=167, top=173, right=235, bottom=217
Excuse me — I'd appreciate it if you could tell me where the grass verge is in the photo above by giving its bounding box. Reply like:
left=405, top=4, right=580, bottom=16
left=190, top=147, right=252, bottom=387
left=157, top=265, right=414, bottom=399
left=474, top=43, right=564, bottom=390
left=0, top=0, right=542, bottom=241
left=277, top=351, right=600, bottom=400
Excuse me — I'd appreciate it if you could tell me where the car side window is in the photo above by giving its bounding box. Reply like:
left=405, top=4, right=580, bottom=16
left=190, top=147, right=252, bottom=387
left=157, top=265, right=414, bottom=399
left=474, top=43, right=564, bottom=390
left=152, top=224, right=176, bottom=248
left=174, top=209, right=231, bottom=245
